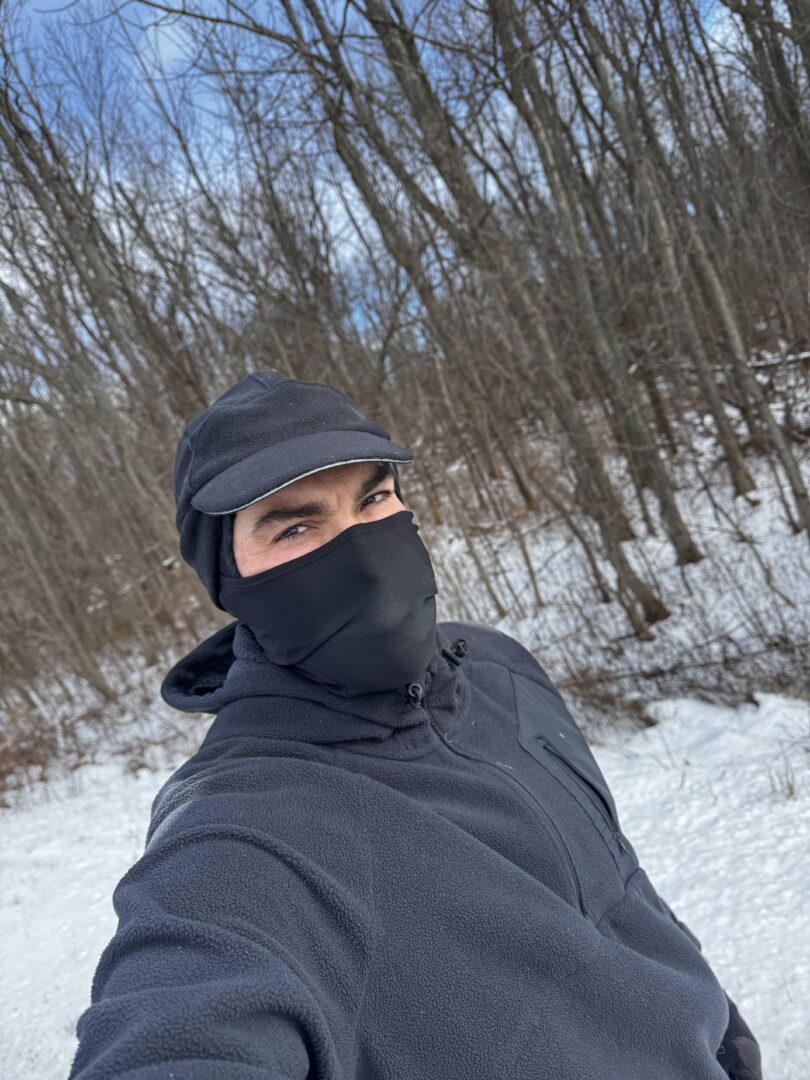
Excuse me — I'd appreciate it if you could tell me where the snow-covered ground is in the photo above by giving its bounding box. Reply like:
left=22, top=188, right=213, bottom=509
left=1, top=690, right=807, bottom=1079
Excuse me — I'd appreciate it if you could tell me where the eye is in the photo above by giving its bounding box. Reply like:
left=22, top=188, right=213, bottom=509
left=272, top=490, right=392, bottom=545
left=274, top=523, right=309, bottom=544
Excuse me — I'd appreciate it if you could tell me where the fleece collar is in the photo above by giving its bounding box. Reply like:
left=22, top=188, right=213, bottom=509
left=160, top=619, right=470, bottom=747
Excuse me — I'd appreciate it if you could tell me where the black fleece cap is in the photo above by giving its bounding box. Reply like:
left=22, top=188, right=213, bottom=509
left=173, top=370, right=412, bottom=609
left=184, top=370, right=412, bottom=514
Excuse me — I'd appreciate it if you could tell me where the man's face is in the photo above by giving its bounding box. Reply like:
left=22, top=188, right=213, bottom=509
left=232, top=460, right=404, bottom=576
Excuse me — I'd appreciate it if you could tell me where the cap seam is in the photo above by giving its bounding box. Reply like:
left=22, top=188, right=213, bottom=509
left=248, top=372, right=289, bottom=392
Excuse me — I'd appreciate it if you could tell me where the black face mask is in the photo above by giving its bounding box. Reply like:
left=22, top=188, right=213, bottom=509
left=218, top=510, right=439, bottom=697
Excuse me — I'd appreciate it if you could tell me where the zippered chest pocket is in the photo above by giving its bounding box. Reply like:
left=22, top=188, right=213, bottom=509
left=512, top=672, right=637, bottom=877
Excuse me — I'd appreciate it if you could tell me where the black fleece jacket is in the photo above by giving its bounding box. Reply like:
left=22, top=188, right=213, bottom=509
left=69, top=619, right=761, bottom=1079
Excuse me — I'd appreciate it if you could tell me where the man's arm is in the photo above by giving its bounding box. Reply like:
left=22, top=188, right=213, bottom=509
left=72, top=958, right=311, bottom=1080
left=68, top=767, right=371, bottom=1080
left=69, top=837, right=319, bottom=1079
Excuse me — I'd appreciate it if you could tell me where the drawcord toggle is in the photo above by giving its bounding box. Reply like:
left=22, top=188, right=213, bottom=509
left=441, top=638, right=468, bottom=667
left=405, top=639, right=468, bottom=708
left=405, top=682, right=424, bottom=708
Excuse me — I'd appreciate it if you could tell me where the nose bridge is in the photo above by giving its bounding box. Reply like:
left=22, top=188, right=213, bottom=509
left=327, top=494, right=373, bottom=544
left=330, top=503, right=364, bottom=539
left=327, top=502, right=395, bottom=590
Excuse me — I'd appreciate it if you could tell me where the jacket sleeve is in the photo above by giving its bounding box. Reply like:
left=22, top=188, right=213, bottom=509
left=67, top=767, right=364, bottom=1080
left=658, top=899, right=763, bottom=1080
left=68, top=844, right=317, bottom=1080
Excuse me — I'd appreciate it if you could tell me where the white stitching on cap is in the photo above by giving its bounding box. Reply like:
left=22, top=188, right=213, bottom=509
left=200, top=457, right=413, bottom=516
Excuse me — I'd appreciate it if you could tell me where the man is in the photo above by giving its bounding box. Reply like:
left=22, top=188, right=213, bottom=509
left=70, top=370, right=762, bottom=1079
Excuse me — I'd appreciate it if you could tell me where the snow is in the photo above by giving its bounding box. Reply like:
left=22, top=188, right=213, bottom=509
left=1, top=692, right=808, bottom=1079
left=0, top=764, right=177, bottom=1079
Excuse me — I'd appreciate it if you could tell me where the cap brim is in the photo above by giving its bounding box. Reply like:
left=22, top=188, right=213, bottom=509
left=190, top=430, right=414, bottom=515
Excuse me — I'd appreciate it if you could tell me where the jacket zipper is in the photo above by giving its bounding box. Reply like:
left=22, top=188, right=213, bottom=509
left=414, top=693, right=586, bottom=916
left=540, top=739, right=630, bottom=855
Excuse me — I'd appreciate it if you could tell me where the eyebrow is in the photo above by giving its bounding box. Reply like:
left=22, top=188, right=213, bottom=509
left=250, top=462, right=393, bottom=535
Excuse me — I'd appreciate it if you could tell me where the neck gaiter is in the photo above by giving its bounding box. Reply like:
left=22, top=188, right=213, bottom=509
left=218, top=510, right=438, bottom=697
